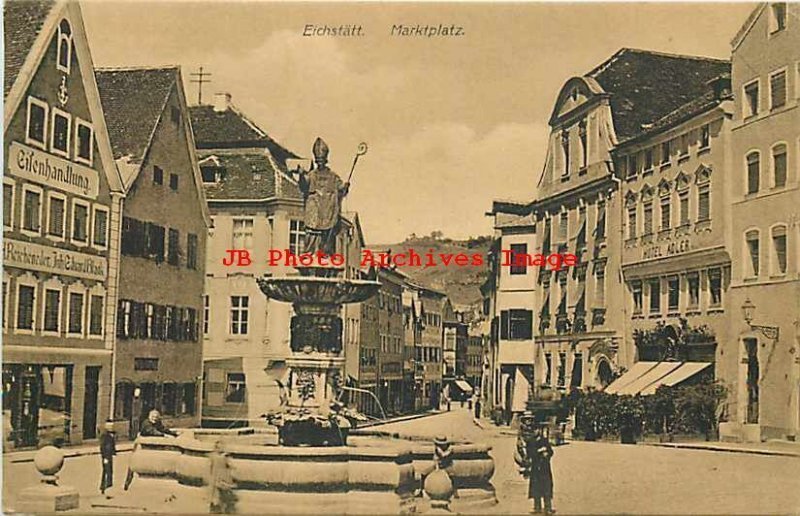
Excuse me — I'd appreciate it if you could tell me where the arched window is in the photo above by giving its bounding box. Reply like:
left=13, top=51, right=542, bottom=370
left=744, top=229, right=760, bottom=278
left=772, top=143, right=787, bottom=188
left=746, top=151, right=760, bottom=194
left=770, top=224, right=788, bottom=275
left=57, top=19, right=72, bottom=74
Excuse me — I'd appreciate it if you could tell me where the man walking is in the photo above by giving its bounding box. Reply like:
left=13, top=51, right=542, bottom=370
left=99, top=419, right=116, bottom=498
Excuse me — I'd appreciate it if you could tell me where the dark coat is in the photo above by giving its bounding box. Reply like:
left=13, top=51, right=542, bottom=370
left=100, top=431, right=116, bottom=459
left=515, top=434, right=553, bottom=499
left=139, top=418, right=178, bottom=437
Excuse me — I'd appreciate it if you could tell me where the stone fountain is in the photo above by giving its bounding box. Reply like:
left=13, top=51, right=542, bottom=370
left=120, top=139, right=497, bottom=514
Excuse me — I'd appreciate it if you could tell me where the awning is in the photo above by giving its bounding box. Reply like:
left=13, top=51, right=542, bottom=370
left=604, top=361, right=712, bottom=396
left=454, top=380, right=474, bottom=394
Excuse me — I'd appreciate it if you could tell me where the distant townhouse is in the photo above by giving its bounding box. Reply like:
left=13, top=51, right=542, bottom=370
left=413, top=285, right=449, bottom=410
left=401, top=282, right=423, bottom=412
left=376, top=267, right=405, bottom=415
left=3, top=1, right=125, bottom=449
left=720, top=2, right=800, bottom=442
left=190, top=92, right=364, bottom=425
left=95, top=66, right=211, bottom=438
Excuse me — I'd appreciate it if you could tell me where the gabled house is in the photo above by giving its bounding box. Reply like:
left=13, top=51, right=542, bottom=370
left=95, top=66, right=211, bottom=437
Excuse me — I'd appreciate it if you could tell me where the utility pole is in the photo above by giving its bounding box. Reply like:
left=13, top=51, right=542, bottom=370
left=189, top=66, right=212, bottom=105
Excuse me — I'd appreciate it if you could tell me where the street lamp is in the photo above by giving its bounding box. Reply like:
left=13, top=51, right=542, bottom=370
left=741, top=297, right=779, bottom=340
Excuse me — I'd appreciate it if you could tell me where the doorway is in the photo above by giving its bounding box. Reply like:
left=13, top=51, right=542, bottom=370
left=744, top=338, right=759, bottom=424
left=83, top=366, right=100, bottom=439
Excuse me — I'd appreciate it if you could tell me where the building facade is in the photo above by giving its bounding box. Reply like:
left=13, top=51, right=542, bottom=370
left=721, top=2, right=800, bottom=442
left=95, top=67, right=211, bottom=438
left=376, top=267, right=405, bottom=415
left=414, top=285, right=447, bottom=410
left=3, top=1, right=125, bottom=449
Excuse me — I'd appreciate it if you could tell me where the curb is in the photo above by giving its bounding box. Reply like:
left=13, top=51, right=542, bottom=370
left=6, top=443, right=135, bottom=464
left=643, top=441, right=800, bottom=458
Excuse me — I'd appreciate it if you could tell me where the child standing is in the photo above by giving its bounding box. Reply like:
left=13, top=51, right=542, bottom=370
left=99, top=419, right=116, bottom=498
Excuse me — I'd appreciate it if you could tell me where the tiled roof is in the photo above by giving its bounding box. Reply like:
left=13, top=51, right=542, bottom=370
left=4, top=0, right=55, bottom=97
left=588, top=48, right=731, bottom=142
left=198, top=151, right=302, bottom=201
left=635, top=84, right=731, bottom=142
left=189, top=104, right=299, bottom=163
left=95, top=67, right=178, bottom=164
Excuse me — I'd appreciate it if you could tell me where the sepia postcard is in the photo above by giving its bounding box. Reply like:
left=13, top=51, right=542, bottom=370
left=2, top=1, right=799, bottom=514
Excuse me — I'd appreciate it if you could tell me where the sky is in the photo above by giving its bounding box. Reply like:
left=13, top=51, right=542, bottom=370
left=81, top=1, right=756, bottom=244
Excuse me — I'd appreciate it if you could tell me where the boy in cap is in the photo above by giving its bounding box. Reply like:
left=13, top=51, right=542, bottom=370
left=99, top=419, right=116, bottom=498
left=514, top=413, right=555, bottom=514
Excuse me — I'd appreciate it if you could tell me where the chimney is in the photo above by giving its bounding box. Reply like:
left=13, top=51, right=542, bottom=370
left=707, top=74, right=731, bottom=100
left=213, top=92, right=232, bottom=112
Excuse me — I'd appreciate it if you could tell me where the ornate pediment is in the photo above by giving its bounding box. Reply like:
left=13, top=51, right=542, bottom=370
left=675, top=171, right=691, bottom=191
left=549, top=76, right=606, bottom=124
left=695, top=164, right=712, bottom=185
left=625, top=190, right=638, bottom=207
left=657, top=178, right=672, bottom=197
left=640, top=184, right=655, bottom=201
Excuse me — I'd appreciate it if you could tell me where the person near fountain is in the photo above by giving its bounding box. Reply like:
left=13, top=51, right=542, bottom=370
left=515, top=414, right=555, bottom=514
left=124, top=410, right=178, bottom=490
left=296, top=137, right=350, bottom=258
left=99, top=419, right=116, bottom=498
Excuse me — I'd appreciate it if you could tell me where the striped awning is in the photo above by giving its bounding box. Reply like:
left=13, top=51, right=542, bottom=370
left=604, top=361, right=711, bottom=396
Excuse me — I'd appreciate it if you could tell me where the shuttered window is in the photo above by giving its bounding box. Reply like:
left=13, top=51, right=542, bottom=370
left=772, top=226, right=787, bottom=275
left=68, top=292, right=84, bottom=334
left=746, top=230, right=760, bottom=277
left=93, top=208, right=108, bottom=247
left=48, top=196, right=65, bottom=237
left=698, top=186, right=710, bottom=221
left=773, top=144, right=787, bottom=188
left=660, top=197, right=671, bottom=230
left=499, top=309, right=532, bottom=340
left=747, top=152, right=760, bottom=194
left=643, top=202, right=653, bottom=235
left=770, top=70, right=786, bottom=110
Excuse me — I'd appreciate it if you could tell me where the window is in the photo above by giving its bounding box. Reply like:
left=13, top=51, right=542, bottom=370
left=579, top=120, right=588, bottom=170
left=168, top=228, right=180, bottom=265
left=181, top=384, right=196, bottom=415
left=203, top=295, right=209, bottom=335
left=74, top=119, right=93, bottom=165
left=47, top=193, right=66, bottom=238
left=542, top=218, right=551, bottom=254
left=660, top=196, right=671, bottom=230
left=744, top=80, right=759, bottom=118
left=747, top=151, right=760, bottom=194
left=643, top=202, right=653, bottom=235
left=644, top=148, right=654, bottom=171
left=226, top=373, right=246, bottom=403
left=545, top=353, right=552, bottom=385
left=558, top=212, right=568, bottom=242
left=594, top=268, right=605, bottom=307
left=627, top=206, right=637, bottom=239
left=509, top=243, right=528, bottom=275
left=289, top=219, right=305, bottom=254
left=561, top=129, right=570, bottom=176
left=57, top=19, right=72, bottom=72
left=697, top=186, right=710, bottom=221
left=772, top=144, right=787, bottom=188
left=649, top=278, right=661, bottom=314
left=187, top=233, right=198, bottom=269
left=201, top=166, right=216, bottom=183
left=26, top=97, right=48, bottom=149
left=771, top=225, right=788, bottom=275
left=162, top=383, right=177, bottom=416
left=499, top=309, right=532, bottom=340
left=627, top=154, right=638, bottom=178
left=557, top=352, right=567, bottom=388
left=770, top=70, right=787, bottom=110
left=595, top=200, right=606, bottom=240
left=146, top=223, right=166, bottom=262
left=679, top=192, right=690, bottom=226
left=667, top=276, right=680, bottom=312
left=50, top=109, right=70, bottom=157
left=679, top=133, right=689, bottom=157
left=700, top=124, right=710, bottom=149
left=660, top=140, right=671, bottom=165
left=230, top=296, right=249, bottom=335
left=745, top=230, right=760, bottom=277
left=92, top=207, right=108, bottom=248
left=43, top=288, right=61, bottom=333
left=153, top=166, right=164, bottom=185
left=571, top=354, right=583, bottom=388
left=68, top=291, right=84, bottom=335
left=89, top=295, right=103, bottom=336
left=17, top=284, right=36, bottom=330
left=134, top=358, right=158, bottom=371
left=769, top=2, right=787, bottom=33
left=687, top=273, right=700, bottom=308
left=169, top=173, right=179, bottom=191
left=71, top=200, right=89, bottom=243
left=232, top=219, right=254, bottom=250
left=708, top=268, right=722, bottom=307
left=22, top=186, right=42, bottom=234
left=3, top=181, right=14, bottom=229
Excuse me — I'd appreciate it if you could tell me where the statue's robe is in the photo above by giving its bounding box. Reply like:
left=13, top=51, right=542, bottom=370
left=298, top=166, right=348, bottom=255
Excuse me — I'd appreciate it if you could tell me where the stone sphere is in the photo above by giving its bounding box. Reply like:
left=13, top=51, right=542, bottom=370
left=424, top=468, right=453, bottom=501
left=34, top=446, right=65, bottom=475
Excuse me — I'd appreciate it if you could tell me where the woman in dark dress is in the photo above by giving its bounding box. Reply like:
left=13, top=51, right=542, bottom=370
left=515, top=415, right=555, bottom=514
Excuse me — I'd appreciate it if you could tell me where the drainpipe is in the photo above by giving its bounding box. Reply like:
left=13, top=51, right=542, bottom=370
left=609, top=170, right=627, bottom=369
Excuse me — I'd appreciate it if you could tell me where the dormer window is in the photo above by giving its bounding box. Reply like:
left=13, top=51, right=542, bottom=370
left=561, top=129, right=570, bottom=177
left=769, top=3, right=787, bottom=34
left=57, top=19, right=72, bottom=74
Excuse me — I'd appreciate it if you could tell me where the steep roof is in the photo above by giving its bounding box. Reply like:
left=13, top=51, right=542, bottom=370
left=95, top=67, right=178, bottom=166
left=587, top=48, right=730, bottom=142
left=189, top=104, right=300, bottom=163
left=198, top=151, right=302, bottom=201
left=4, top=0, right=55, bottom=98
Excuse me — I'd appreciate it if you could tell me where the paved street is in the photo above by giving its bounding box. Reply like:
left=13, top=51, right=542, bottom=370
left=4, top=409, right=799, bottom=514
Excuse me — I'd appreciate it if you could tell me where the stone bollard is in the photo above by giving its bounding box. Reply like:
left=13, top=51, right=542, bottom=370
left=424, top=436, right=454, bottom=513
left=15, top=446, right=80, bottom=512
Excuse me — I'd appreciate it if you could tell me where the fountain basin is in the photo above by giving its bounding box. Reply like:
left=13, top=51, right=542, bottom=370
left=256, top=276, right=380, bottom=306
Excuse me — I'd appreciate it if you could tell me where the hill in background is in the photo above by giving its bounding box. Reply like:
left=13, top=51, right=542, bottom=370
left=371, top=233, right=492, bottom=307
